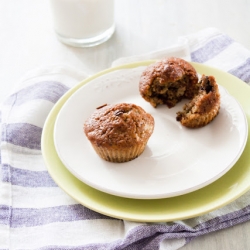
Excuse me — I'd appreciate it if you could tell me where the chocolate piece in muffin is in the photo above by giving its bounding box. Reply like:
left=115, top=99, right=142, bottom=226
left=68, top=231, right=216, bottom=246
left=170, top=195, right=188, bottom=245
left=84, top=103, right=154, bottom=163
left=176, top=75, right=220, bottom=128
left=139, top=57, right=199, bottom=108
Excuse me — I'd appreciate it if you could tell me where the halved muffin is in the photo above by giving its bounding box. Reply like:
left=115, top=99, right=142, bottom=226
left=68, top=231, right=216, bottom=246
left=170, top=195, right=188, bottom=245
left=139, top=57, right=199, bottom=108
left=176, top=75, right=220, bottom=128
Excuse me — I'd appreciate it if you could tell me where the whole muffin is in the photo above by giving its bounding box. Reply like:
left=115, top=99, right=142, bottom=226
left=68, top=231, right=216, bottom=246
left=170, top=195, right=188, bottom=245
left=139, top=57, right=199, bottom=108
left=176, top=75, right=220, bottom=128
left=84, top=103, right=154, bottom=163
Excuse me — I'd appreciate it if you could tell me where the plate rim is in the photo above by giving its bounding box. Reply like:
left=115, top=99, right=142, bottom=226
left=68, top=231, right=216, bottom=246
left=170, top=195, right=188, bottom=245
left=41, top=61, right=250, bottom=222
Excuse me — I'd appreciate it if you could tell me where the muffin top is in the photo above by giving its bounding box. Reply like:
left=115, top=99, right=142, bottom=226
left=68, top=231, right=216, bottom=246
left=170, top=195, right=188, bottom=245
left=84, top=103, right=154, bottom=149
left=167, top=57, right=199, bottom=99
left=139, top=57, right=199, bottom=104
left=139, top=59, right=185, bottom=92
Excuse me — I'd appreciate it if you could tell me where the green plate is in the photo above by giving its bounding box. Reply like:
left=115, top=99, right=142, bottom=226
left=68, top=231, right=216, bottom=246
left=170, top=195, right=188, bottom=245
left=41, top=61, right=250, bottom=222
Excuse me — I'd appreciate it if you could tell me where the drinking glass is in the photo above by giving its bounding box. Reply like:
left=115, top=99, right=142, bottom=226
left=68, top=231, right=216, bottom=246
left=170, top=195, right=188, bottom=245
left=50, top=0, right=115, bottom=47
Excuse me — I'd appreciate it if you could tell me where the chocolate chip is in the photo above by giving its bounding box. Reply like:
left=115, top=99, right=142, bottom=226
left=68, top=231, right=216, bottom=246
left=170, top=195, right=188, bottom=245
left=114, top=110, right=124, bottom=116
left=201, top=76, right=212, bottom=93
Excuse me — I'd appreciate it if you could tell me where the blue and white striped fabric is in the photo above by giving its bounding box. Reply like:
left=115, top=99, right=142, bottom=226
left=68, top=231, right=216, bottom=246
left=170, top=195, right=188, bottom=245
left=1, top=27, right=250, bottom=250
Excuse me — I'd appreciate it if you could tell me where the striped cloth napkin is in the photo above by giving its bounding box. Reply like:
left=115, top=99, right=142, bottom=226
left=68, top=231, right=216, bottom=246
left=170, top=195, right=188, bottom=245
left=1, top=27, right=250, bottom=250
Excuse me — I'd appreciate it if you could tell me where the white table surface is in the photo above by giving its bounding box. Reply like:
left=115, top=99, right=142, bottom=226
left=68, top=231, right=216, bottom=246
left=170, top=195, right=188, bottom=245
left=1, top=0, right=250, bottom=249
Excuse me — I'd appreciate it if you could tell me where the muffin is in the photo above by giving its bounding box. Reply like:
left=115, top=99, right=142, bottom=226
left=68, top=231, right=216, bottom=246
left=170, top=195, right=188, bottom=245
left=176, top=75, right=220, bottom=128
left=139, top=57, right=199, bottom=108
left=83, top=103, right=154, bottom=163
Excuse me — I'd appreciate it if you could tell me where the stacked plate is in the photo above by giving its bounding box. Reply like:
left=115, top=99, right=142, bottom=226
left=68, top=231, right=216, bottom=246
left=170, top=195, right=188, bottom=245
left=41, top=61, right=250, bottom=222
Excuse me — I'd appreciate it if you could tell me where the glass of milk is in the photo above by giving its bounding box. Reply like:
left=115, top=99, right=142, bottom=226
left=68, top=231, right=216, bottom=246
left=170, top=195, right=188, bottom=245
left=49, top=0, right=115, bottom=47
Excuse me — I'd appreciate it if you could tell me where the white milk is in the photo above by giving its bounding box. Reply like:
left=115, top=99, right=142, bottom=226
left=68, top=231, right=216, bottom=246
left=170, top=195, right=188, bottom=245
left=50, top=0, right=115, bottom=47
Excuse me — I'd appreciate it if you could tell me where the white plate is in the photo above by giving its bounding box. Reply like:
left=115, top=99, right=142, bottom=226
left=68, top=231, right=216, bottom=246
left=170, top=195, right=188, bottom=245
left=54, top=66, right=248, bottom=199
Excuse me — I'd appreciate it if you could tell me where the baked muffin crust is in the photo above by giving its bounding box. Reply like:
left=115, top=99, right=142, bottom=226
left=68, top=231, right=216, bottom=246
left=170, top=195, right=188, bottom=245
left=84, top=103, right=154, bottom=162
left=139, top=57, right=199, bottom=108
